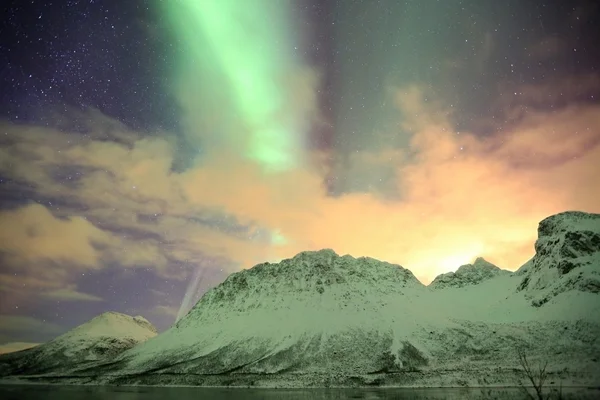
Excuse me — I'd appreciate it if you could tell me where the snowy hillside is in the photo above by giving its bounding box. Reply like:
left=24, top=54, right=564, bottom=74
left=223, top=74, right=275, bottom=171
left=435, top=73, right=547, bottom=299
left=0, top=312, right=156, bottom=376
left=429, top=257, right=510, bottom=289
left=106, top=249, right=436, bottom=379
left=516, top=211, right=600, bottom=307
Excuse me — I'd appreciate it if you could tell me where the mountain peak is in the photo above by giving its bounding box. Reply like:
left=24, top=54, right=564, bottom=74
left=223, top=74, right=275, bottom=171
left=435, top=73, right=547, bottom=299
left=293, top=248, right=339, bottom=259
left=232, top=248, right=421, bottom=288
left=538, top=211, right=600, bottom=238
left=133, top=315, right=158, bottom=334
left=429, top=257, right=509, bottom=289
left=177, top=249, right=423, bottom=330
left=472, top=256, right=491, bottom=265
left=64, top=311, right=157, bottom=340
left=517, top=210, right=600, bottom=306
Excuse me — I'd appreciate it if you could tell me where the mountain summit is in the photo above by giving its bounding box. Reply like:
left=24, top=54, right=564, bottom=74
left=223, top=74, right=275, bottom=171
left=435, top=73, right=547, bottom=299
left=516, top=211, right=600, bottom=307
left=429, top=257, right=509, bottom=289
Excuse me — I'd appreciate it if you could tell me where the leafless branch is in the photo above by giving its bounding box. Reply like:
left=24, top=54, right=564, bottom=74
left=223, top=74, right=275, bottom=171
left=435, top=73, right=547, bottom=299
left=516, top=347, right=551, bottom=400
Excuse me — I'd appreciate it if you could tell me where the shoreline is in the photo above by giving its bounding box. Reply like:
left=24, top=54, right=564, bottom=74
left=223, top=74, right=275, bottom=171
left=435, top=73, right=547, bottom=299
left=1, top=370, right=598, bottom=391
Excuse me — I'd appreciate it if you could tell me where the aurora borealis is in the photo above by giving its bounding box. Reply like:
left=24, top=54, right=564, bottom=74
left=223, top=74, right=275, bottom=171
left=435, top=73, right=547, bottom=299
left=1, top=0, right=599, bottom=345
left=165, top=0, right=307, bottom=172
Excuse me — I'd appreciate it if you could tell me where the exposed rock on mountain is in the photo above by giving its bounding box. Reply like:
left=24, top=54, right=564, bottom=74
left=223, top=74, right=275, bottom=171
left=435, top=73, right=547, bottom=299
left=429, top=257, right=510, bottom=289
left=0, top=312, right=156, bottom=376
left=131, top=315, right=158, bottom=334
left=516, top=211, right=600, bottom=307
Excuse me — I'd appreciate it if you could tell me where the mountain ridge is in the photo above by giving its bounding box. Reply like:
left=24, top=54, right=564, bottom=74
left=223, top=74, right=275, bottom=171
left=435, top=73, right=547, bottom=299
left=1, top=210, right=599, bottom=389
left=516, top=211, right=600, bottom=307
left=429, top=257, right=510, bottom=289
left=104, top=210, right=600, bottom=387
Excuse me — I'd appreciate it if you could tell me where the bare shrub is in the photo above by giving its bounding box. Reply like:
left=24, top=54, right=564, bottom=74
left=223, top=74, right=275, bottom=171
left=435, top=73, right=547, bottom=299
left=516, top=347, right=563, bottom=400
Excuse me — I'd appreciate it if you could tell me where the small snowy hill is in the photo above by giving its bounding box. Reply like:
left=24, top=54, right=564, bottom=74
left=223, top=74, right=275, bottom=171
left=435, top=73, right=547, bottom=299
left=0, top=312, right=156, bottom=376
left=429, top=257, right=510, bottom=289
left=516, top=211, right=600, bottom=307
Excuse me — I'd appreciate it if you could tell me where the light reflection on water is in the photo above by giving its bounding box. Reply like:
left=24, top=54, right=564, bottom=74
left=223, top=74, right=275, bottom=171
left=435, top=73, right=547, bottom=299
left=0, top=385, right=597, bottom=400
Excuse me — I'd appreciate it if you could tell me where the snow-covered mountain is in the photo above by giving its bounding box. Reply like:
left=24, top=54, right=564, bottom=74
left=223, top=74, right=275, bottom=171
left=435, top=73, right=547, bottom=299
left=3, top=211, right=600, bottom=389
left=0, top=312, right=156, bottom=376
left=516, top=211, right=600, bottom=307
left=429, top=257, right=510, bottom=289
left=103, top=250, right=434, bottom=382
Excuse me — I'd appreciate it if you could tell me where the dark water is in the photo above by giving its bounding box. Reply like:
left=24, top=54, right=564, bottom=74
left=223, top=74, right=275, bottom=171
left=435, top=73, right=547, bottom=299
left=0, top=385, right=598, bottom=400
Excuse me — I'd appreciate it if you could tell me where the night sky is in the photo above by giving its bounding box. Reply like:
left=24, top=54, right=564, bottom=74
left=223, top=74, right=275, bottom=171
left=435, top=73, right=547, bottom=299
left=1, top=0, right=599, bottom=344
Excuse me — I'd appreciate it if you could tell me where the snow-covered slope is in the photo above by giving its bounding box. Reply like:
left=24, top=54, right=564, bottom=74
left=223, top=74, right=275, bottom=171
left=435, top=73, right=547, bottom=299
left=516, top=211, right=600, bottom=307
left=107, top=250, right=435, bottom=379
left=0, top=312, right=156, bottom=376
left=429, top=257, right=510, bottom=289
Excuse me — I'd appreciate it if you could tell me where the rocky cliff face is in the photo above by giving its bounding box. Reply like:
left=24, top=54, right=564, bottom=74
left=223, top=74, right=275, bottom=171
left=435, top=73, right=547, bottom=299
left=0, top=312, right=156, bottom=376
left=516, top=211, right=600, bottom=307
left=429, top=257, right=510, bottom=289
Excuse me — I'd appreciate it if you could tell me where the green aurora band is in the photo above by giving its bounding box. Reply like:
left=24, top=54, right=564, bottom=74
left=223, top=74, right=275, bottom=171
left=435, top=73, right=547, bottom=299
left=165, top=2, right=297, bottom=317
left=164, top=0, right=303, bottom=172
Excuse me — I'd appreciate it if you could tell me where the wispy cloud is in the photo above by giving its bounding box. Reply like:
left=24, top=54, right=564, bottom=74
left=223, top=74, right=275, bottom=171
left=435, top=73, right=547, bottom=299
left=0, top=315, right=62, bottom=338
left=150, top=305, right=179, bottom=318
left=42, top=287, right=103, bottom=302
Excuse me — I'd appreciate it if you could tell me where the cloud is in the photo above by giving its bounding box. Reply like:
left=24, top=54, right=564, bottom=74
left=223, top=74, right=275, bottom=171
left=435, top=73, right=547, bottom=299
left=0, top=199, right=167, bottom=309
left=42, top=287, right=103, bottom=302
left=0, top=342, right=40, bottom=354
left=170, top=83, right=599, bottom=283
left=0, top=201, right=170, bottom=274
left=0, top=203, right=112, bottom=268
left=497, top=74, right=600, bottom=114
left=0, top=315, right=62, bottom=336
left=150, top=305, right=179, bottom=318
left=0, top=74, right=598, bottom=290
left=529, top=36, right=567, bottom=60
